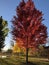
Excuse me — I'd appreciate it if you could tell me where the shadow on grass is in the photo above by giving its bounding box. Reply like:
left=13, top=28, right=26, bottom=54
left=0, top=58, right=15, bottom=65
left=20, top=62, right=37, bottom=65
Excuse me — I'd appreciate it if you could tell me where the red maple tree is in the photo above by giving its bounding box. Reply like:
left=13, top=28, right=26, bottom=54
left=12, top=0, right=47, bottom=63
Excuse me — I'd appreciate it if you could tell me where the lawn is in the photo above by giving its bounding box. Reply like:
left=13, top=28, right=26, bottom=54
left=0, top=55, right=49, bottom=65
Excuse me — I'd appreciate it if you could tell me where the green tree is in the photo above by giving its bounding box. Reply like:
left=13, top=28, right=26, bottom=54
left=6, top=49, right=12, bottom=54
left=0, top=16, right=9, bottom=52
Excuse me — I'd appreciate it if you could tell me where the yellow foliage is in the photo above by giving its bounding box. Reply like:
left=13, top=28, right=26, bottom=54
left=13, top=43, right=22, bottom=53
left=13, top=40, right=26, bottom=54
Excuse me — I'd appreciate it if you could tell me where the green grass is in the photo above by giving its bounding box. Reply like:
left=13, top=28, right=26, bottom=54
left=0, top=56, right=49, bottom=65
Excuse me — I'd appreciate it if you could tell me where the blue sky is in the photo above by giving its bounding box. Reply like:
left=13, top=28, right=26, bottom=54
left=0, top=0, right=49, bottom=50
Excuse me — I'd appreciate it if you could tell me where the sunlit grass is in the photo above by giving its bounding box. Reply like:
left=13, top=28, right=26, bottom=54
left=0, top=55, right=49, bottom=65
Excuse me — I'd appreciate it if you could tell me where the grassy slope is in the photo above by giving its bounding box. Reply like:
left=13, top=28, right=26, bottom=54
left=0, top=56, right=49, bottom=65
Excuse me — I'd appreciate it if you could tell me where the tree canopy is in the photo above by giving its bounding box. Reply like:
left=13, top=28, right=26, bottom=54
left=0, top=16, right=9, bottom=52
left=12, top=0, right=47, bottom=48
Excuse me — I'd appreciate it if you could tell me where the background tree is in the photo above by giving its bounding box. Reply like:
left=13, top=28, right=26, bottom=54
left=6, top=49, right=13, bottom=55
left=12, top=0, right=47, bottom=64
left=10, top=40, right=14, bottom=49
left=0, top=16, right=9, bottom=52
left=37, top=45, right=45, bottom=57
left=13, top=43, right=21, bottom=53
left=43, top=46, right=49, bottom=59
left=13, top=43, right=24, bottom=56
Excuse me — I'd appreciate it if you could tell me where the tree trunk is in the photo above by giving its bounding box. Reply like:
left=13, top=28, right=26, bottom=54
left=0, top=48, right=1, bottom=52
left=26, top=48, right=29, bottom=64
left=26, top=36, right=29, bottom=64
